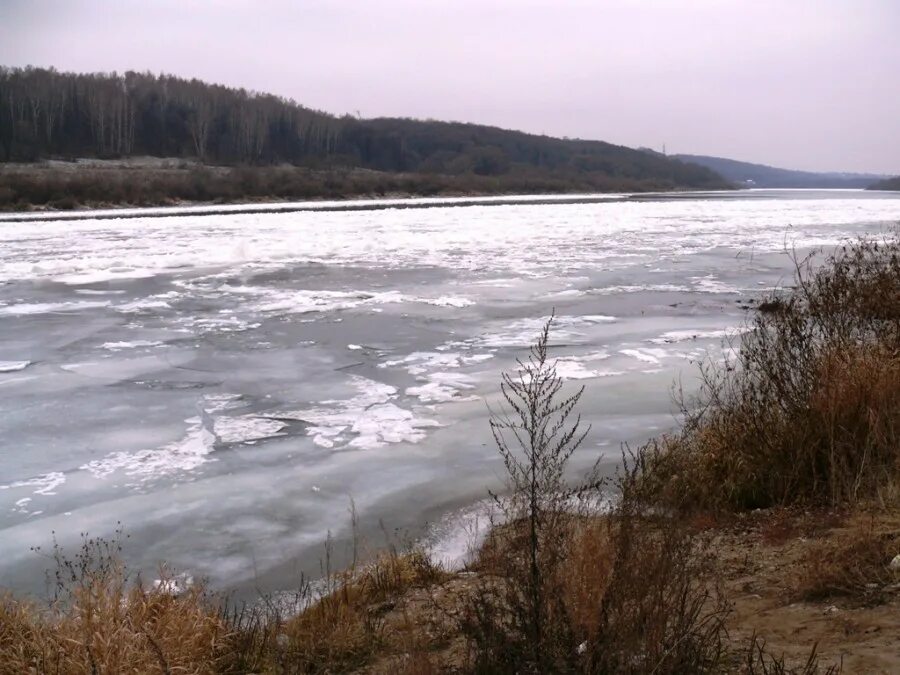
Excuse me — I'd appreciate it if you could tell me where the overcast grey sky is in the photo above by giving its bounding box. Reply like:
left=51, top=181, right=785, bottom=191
left=2, top=0, right=898, bottom=174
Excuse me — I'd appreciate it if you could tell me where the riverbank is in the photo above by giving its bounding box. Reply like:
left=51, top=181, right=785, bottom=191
left=0, top=159, right=732, bottom=213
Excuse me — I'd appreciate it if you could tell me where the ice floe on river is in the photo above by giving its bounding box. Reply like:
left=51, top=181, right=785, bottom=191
left=281, top=376, right=441, bottom=450
left=0, top=361, right=30, bottom=373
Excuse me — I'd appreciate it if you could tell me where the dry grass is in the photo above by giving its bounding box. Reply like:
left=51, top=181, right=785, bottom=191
left=795, top=516, right=900, bottom=604
left=272, top=548, right=448, bottom=673
left=0, top=529, right=447, bottom=675
left=635, top=235, right=900, bottom=512
left=0, top=569, right=230, bottom=674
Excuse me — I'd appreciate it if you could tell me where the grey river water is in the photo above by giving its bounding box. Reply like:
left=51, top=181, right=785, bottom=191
left=1, top=189, right=898, bottom=596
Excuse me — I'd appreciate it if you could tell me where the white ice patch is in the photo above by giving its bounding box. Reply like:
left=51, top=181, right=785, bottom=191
left=115, top=293, right=178, bottom=313
left=281, top=375, right=439, bottom=450
left=407, top=372, right=478, bottom=403
left=0, top=471, right=66, bottom=496
left=591, top=283, right=690, bottom=295
left=424, top=296, right=475, bottom=308
left=449, top=315, right=616, bottom=350
left=100, top=340, right=164, bottom=351
left=178, top=314, right=261, bottom=334
left=12, top=497, right=32, bottom=514
left=619, top=347, right=670, bottom=365
left=252, top=289, right=392, bottom=314
left=381, top=351, right=493, bottom=376
left=0, top=360, right=30, bottom=373
left=243, top=287, right=475, bottom=315
left=425, top=499, right=497, bottom=570
left=690, top=274, right=740, bottom=294
left=80, top=418, right=215, bottom=482
left=78, top=395, right=237, bottom=482
left=153, top=573, right=194, bottom=596
left=213, top=416, right=287, bottom=444
left=649, top=329, right=735, bottom=344
left=0, top=300, right=110, bottom=316
left=550, top=351, right=619, bottom=380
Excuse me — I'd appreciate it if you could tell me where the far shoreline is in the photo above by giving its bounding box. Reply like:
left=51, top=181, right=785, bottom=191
left=0, top=189, right=759, bottom=223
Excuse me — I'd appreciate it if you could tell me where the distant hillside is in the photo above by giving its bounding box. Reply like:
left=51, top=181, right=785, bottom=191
left=0, top=66, right=728, bottom=193
left=674, top=154, right=885, bottom=189
left=867, top=176, right=900, bottom=191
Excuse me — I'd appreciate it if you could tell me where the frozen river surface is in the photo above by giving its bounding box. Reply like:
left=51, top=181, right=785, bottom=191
left=1, top=189, right=898, bottom=594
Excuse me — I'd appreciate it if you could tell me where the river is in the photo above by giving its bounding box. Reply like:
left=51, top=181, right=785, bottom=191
left=1, top=189, right=898, bottom=596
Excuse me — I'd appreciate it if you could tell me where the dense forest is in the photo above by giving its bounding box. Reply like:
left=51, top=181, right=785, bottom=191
left=868, top=176, right=900, bottom=191
left=0, top=66, right=727, bottom=189
left=675, top=154, right=887, bottom=189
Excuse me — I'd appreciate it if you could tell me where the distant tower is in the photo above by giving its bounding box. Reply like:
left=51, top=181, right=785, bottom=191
left=662, top=143, right=667, bottom=156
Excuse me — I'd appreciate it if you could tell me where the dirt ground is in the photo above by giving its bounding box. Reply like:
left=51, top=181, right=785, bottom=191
left=714, top=509, right=900, bottom=674
left=350, top=509, right=900, bottom=674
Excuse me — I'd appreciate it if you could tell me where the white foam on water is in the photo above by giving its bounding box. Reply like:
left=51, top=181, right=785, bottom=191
left=0, top=300, right=110, bottom=316
left=0, top=361, right=30, bottom=373
left=75, top=289, right=127, bottom=295
left=0, top=471, right=66, bottom=496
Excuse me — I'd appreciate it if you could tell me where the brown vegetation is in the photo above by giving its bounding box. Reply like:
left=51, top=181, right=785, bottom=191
left=0, top=161, right=710, bottom=212
left=634, top=236, right=900, bottom=512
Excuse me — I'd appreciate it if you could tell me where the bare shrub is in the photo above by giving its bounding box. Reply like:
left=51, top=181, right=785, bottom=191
left=637, top=235, right=900, bottom=511
left=462, top=317, right=730, bottom=673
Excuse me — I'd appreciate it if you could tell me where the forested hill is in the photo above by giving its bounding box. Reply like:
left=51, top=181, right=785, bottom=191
left=867, top=176, right=900, bottom=191
left=674, top=154, right=885, bottom=189
left=0, top=67, right=727, bottom=190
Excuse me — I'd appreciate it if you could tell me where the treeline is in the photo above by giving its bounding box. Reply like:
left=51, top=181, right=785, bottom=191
left=0, top=66, right=728, bottom=190
left=0, top=67, right=340, bottom=163
left=868, top=176, right=900, bottom=191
